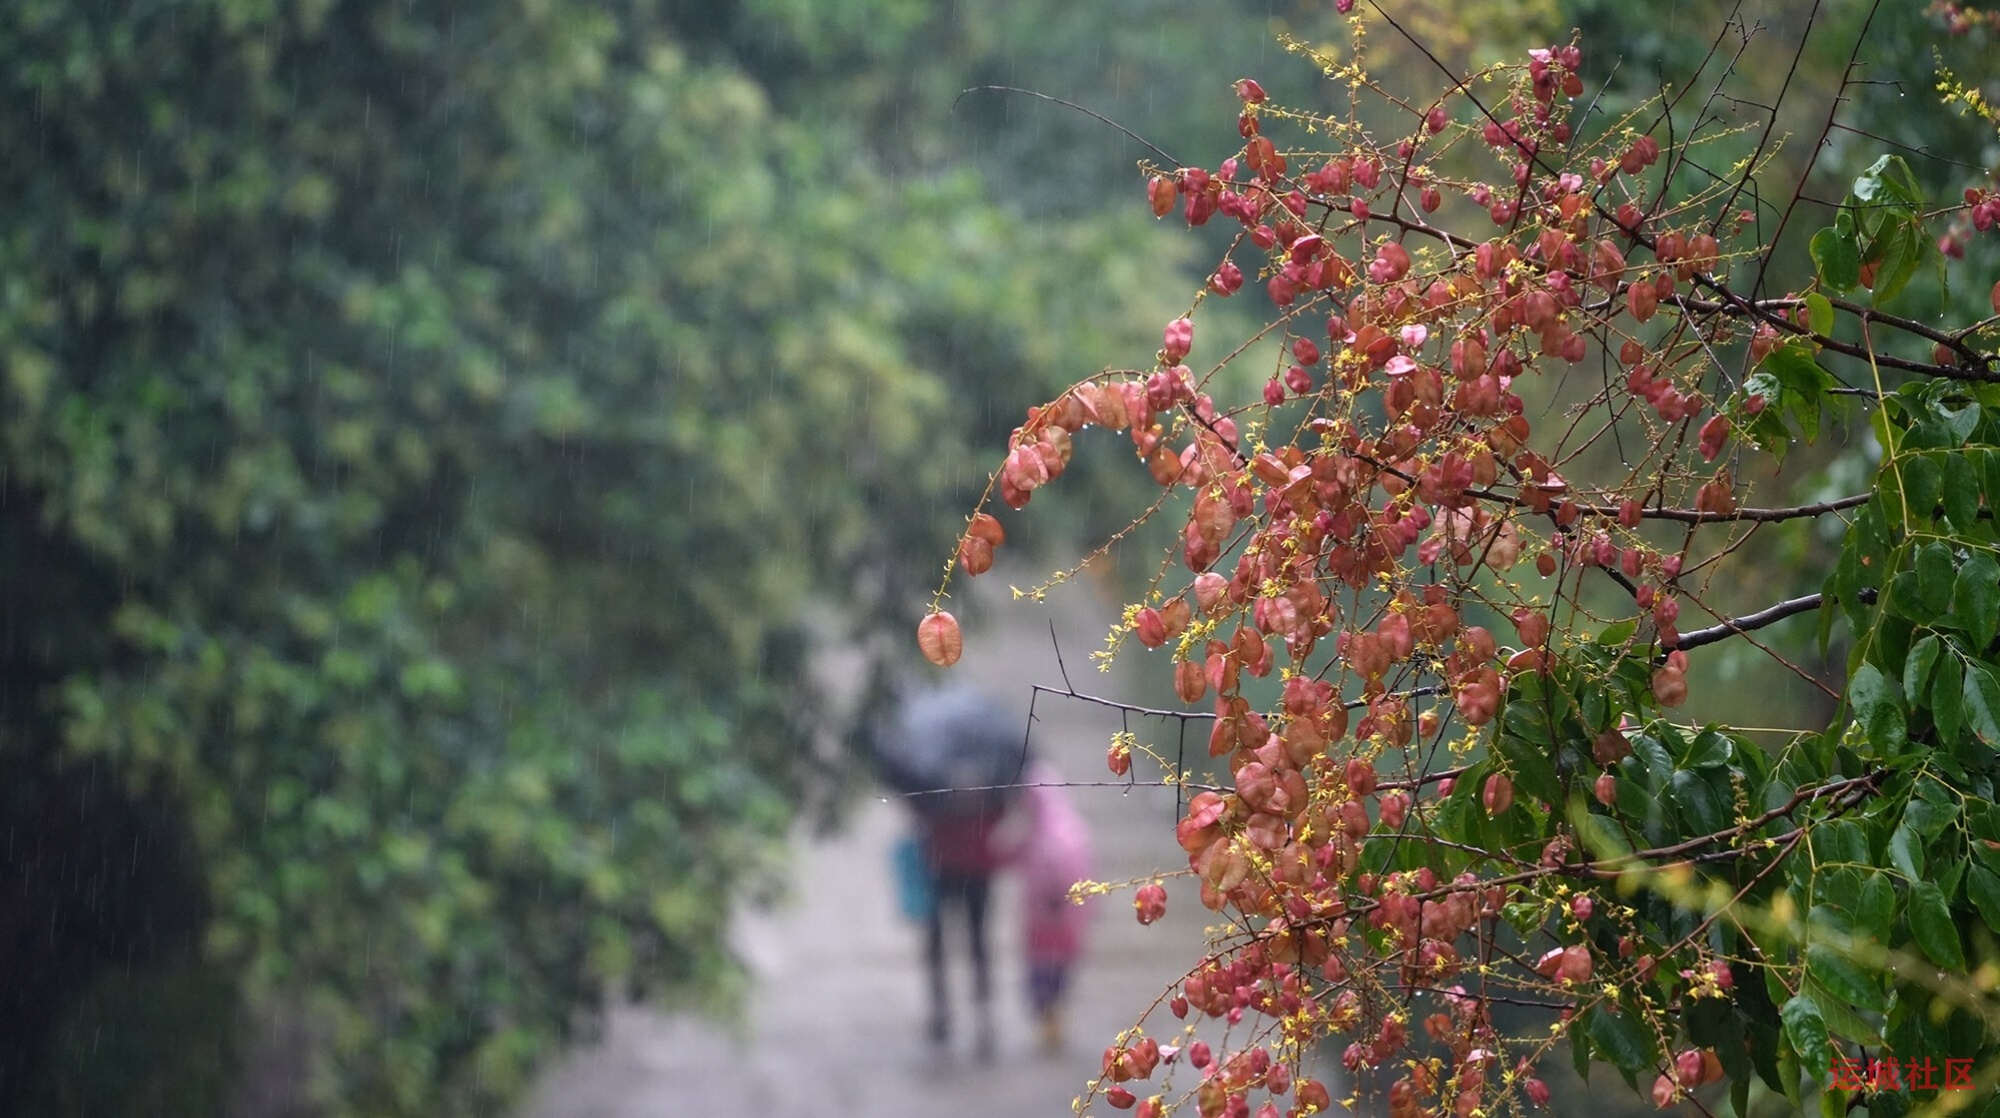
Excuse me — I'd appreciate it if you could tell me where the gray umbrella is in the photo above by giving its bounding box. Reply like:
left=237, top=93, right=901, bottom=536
left=869, top=686, right=1028, bottom=818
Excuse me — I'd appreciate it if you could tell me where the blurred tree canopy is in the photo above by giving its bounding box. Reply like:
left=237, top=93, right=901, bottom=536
left=0, top=0, right=1203, bottom=1112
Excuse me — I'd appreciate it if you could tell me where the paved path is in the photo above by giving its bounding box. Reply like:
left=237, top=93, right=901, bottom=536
left=522, top=583, right=1217, bottom=1118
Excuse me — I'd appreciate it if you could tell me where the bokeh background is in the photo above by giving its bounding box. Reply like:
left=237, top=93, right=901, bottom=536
left=1, top=1, right=1994, bottom=1115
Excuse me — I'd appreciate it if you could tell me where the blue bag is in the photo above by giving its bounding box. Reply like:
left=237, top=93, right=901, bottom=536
left=893, top=834, right=935, bottom=922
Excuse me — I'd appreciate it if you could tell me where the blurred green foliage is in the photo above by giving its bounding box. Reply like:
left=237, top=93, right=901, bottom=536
left=0, top=0, right=1194, bottom=1112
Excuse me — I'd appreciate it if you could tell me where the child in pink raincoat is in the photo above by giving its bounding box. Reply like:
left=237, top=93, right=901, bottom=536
left=1015, top=760, right=1094, bottom=1052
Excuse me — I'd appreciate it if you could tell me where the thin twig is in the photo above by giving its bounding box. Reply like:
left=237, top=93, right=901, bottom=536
left=953, top=86, right=1181, bottom=168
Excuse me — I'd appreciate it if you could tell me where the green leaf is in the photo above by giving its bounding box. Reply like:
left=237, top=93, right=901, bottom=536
left=1739, top=371, right=1794, bottom=460
left=1803, top=292, right=1836, bottom=335
left=1571, top=803, right=1635, bottom=861
left=1853, top=155, right=1924, bottom=208
left=1596, top=619, right=1639, bottom=647
left=1952, top=553, right=2000, bottom=649
left=1631, top=733, right=1675, bottom=784
left=1761, top=343, right=1836, bottom=445
left=1748, top=1019, right=1786, bottom=1093
left=1874, top=220, right=1922, bottom=305
left=1683, top=727, right=1732, bottom=770
left=1811, top=228, right=1861, bottom=291
left=1905, top=635, right=1942, bottom=709
left=1494, top=734, right=1562, bottom=810
left=1901, top=454, right=1943, bottom=523
left=1944, top=451, right=1983, bottom=528
left=1846, top=662, right=1907, bottom=757
left=1940, top=399, right=1982, bottom=449
left=1810, top=901, right=1857, bottom=940
left=1890, top=822, right=1927, bottom=880
left=1935, top=649, right=1966, bottom=744
left=1781, top=995, right=1831, bottom=1088
left=1672, top=769, right=1729, bottom=835
left=1805, top=942, right=1884, bottom=1011
left=1815, top=819, right=1871, bottom=866
left=1938, top=855, right=1966, bottom=900
left=1918, top=541, right=1956, bottom=615
left=1856, top=872, right=1897, bottom=939
left=1803, top=975, right=1884, bottom=1045
left=1967, top=864, right=2000, bottom=932
left=1964, top=661, right=2000, bottom=748
left=1584, top=1003, right=1658, bottom=1074
left=1571, top=1016, right=1593, bottom=1082
left=1908, top=881, right=1967, bottom=968
left=1887, top=570, right=1925, bottom=621
left=1904, top=786, right=1959, bottom=841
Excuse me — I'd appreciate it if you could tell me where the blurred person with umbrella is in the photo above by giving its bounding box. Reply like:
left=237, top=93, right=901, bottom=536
left=871, top=685, right=1027, bottom=1061
left=1014, top=756, right=1093, bottom=1055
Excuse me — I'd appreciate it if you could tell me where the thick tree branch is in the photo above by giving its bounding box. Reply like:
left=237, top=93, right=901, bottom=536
left=1680, top=287, right=2000, bottom=380
left=1668, top=585, right=1877, bottom=651
left=1567, top=492, right=1872, bottom=524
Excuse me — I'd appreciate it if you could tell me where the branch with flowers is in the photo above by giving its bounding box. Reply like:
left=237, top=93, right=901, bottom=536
left=918, top=3, right=2000, bottom=1115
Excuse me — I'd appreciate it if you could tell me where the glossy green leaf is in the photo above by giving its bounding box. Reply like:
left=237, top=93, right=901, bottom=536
left=1497, top=686, right=1565, bottom=807
left=1815, top=819, right=1871, bottom=866
left=1572, top=1016, right=1593, bottom=1082
left=1890, top=822, right=1927, bottom=880
left=1572, top=804, right=1635, bottom=862
left=1760, top=343, right=1836, bottom=444
left=1852, top=154, right=1924, bottom=208
left=1952, top=552, right=2000, bottom=650
left=1683, top=728, right=1732, bottom=770
left=1811, top=228, right=1861, bottom=290
left=1906, top=785, right=1959, bottom=837
left=1905, top=635, right=1942, bottom=709
left=1803, top=292, right=1836, bottom=335
left=1846, top=662, right=1907, bottom=757
left=1805, top=943, right=1884, bottom=1011
left=1873, top=218, right=1922, bottom=305
left=1935, top=652, right=1966, bottom=744
left=1967, top=864, right=2000, bottom=933
left=1981, top=449, right=2000, bottom=507
left=1672, top=769, right=1729, bottom=835
left=1908, top=881, right=1966, bottom=968
left=1631, top=733, right=1675, bottom=784
left=1901, top=454, right=1943, bottom=524
left=1584, top=1003, right=1658, bottom=1075
left=1740, top=371, right=1795, bottom=459
left=1940, top=400, right=1982, bottom=448
left=1856, top=872, right=1898, bottom=939
left=1944, top=451, right=1983, bottom=528
left=1781, top=994, right=1831, bottom=1089
left=1803, top=974, right=1884, bottom=1045
left=1964, top=661, right=2000, bottom=748
left=1747, top=1018, right=1786, bottom=1093
left=1918, top=541, right=1956, bottom=615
